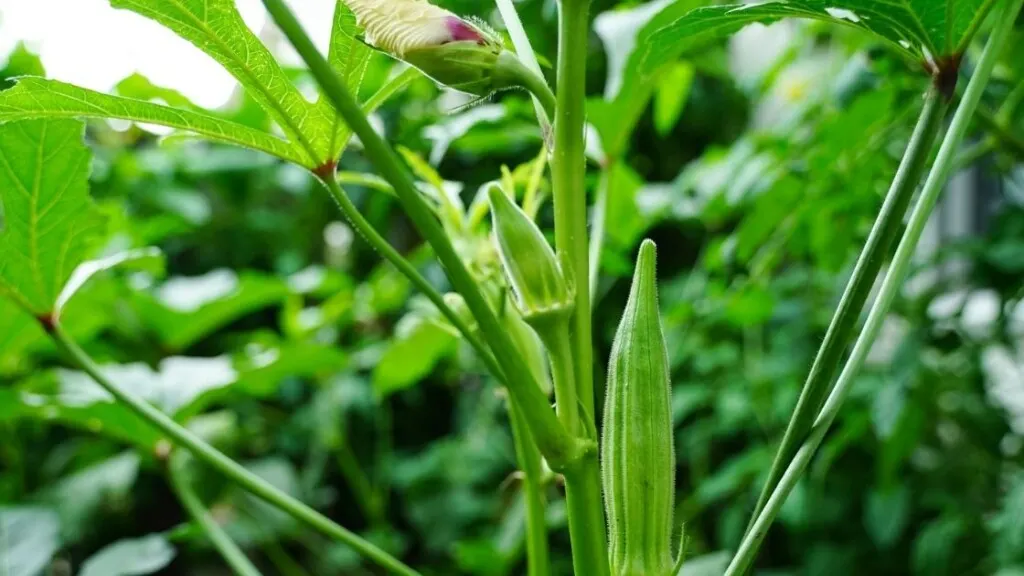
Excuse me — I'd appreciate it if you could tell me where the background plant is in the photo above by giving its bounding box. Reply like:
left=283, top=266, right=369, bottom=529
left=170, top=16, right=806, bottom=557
left=1, top=0, right=1023, bottom=574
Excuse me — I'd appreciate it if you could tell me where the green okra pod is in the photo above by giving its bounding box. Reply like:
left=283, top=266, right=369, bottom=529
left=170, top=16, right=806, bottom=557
left=601, top=239, right=678, bottom=576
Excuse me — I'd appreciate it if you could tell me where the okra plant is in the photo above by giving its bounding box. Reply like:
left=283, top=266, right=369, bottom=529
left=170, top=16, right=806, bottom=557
left=0, top=0, right=1021, bottom=574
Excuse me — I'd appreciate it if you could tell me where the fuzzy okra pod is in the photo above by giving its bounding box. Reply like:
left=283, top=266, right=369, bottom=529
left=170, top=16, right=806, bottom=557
left=345, top=0, right=554, bottom=114
left=602, top=240, right=678, bottom=576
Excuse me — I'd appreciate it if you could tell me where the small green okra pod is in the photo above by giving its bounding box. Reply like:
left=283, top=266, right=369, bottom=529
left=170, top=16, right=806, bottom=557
left=601, top=239, right=678, bottom=576
left=488, top=185, right=573, bottom=326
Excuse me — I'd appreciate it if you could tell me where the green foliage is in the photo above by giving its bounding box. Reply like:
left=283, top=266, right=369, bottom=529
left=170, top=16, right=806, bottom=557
left=0, top=79, right=306, bottom=165
left=0, top=119, right=104, bottom=314
left=79, top=535, right=176, bottom=576
left=1, top=0, right=1023, bottom=574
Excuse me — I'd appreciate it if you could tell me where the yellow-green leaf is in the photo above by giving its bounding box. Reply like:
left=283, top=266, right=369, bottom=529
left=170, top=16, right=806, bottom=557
left=0, top=78, right=308, bottom=166
left=0, top=119, right=105, bottom=315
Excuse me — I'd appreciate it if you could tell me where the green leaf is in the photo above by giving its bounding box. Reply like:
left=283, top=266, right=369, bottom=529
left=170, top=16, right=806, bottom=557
left=316, top=0, right=373, bottom=159
left=40, top=452, right=140, bottom=542
left=373, top=316, right=457, bottom=397
left=0, top=78, right=308, bottom=166
left=641, top=0, right=993, bottom=85
left=677, top=551, right=731, bottom=575
left=131, top=270, right=290, bottom=351
left=0, top=119, right=105, bottom=315
left=0, top=298, right=44, bottom=374
left=0, top=507, right=60, bottom=576
left=55, top=248, right=164, bottom=318
left=79, top=535, right=175, bottom=576
left=864, top=485, right=909, bottom=548
left=109, top=0, right=331, bottom=165
left=654, top=61, right=695, bottom=136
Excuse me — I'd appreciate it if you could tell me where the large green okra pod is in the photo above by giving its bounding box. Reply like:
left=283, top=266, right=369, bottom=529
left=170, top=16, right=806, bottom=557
left=601, top=239, right=677, bottom=576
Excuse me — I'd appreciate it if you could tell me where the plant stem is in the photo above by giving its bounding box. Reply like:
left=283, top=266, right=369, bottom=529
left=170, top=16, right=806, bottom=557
left=45, top=322, right=420, bottom=576
left=551, top=1, right=609, bottom=574
left=168, top=454, right=264, bottom=576
left=335, top=441, right=382, bottom=524
left=545, top=329, right=580, bottom=434
left=553, top=0, right=595, bottom=418
left=588, top=167, right=610, bottom=302
left=263, top=0, right=579, bottom=468
left=493, top=0, right=553, bottom=142
left=507, top=398, right=551, bottom=576
left=729, top=0, right=1023, bottom=571
left=320, top=176, right=503, bottom=384
left=744, top=83, right=948, bottom=538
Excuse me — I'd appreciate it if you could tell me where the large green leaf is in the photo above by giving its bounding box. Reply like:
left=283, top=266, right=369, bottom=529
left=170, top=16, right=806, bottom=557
left=0, top=78, right=308, bottom=166
left=79, top=535, right=176, bottom=576
left=316, top=0, right=373, bottom=160
left=0, top=119, right=105, bottom=315
left=109, top=0, right=331, bottom=165
left=641, top=0, right=993, bottom=81
left=0, top=507, right=60, bottom=576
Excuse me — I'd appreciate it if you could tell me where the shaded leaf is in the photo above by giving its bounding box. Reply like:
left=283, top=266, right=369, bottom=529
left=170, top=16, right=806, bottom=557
left=864, top=485, right=910, bottom=548
left=79, top=535, right=175, bottom=576
left=0, top=298, right=44, bottom=375
left=373, top=316, right=457, bottom=397
left=0, top=119, right=105, bottom=315
left=0, top=507, right=60, bottom=576
left=0, top=79, right=307, bottom=166
left=678, top=551, right=730, bottom=575
left=109, top=0, right=331, bottom=165
left=132, top=270, right=290, bottom=351
left=40, top=452, right=139, bottom=542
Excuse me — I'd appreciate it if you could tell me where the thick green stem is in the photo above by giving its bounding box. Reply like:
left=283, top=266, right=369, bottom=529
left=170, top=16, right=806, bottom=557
left=745, top=83, right=948, bottom=536
left=730, top=0, right=1023, bottom=571
left=262, top=0, right=579, bottom=468
left=319, top=176, right=503, bottom=384
left=168, top=454, right=264, bottom=576
left=508, top=398, right=551, bottom=576
left=46, top=322, right=420, bottom=576
left=551, top=1, right=609, bottom=574
left=553, top=0, right=595, bottom=417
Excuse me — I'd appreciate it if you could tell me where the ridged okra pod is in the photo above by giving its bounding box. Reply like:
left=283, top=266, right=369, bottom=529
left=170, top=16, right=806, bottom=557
left=601, top=239, right=677, bottom=576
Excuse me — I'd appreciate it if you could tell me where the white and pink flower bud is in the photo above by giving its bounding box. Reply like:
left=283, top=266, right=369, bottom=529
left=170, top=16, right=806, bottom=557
left=345, top=0, right=551, bottom=109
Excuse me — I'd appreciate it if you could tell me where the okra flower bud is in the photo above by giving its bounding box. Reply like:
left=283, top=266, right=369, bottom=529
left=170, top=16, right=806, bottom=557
left=601, top=240, right=677, bottom=576
left=487, top=185, right=573, bottom=327
left=346, top=0, right=547, bottom=104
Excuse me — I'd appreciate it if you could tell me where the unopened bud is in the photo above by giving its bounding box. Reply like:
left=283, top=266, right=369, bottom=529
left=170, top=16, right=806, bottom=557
left=601, top=240, right=677, bottom=576
left=346, top=0, right=541, bottom=99
left=487, top=185, right=572, bottom=325
left=498, top=299, right=552, bottom=396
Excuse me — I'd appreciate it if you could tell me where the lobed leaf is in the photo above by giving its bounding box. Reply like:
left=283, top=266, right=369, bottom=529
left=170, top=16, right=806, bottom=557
left=0, top=119, right=105, bottom=315
left=0, top=78, right=309, bottom=166
left=109, top=0, right=332, bottom=165
left=316, top=1, right=374, bottom=160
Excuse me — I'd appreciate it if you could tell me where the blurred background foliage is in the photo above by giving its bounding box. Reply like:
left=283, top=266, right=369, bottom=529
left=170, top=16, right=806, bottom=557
left=2, top=1, right=1024, bottom=575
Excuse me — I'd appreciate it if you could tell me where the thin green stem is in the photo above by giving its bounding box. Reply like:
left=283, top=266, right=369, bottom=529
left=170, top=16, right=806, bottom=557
left=46, top=322, right=420, bottom=576
left=263, top=0, right=579, bottom=468
left=494, top=0, right=553, bottom=142
left=335, top=172, right=394, bottom=196
left=320, top=176, right=502, bottom=383
left=551, top=1, right=609, bottom=574
left=745, top=84, right=948, bottom=538
left=335, top=441, right=382, bottom=524
left=168, top=454, right=263, bottom=576
left=588, top=167, right=610, bottom=303
left=544, top=328, right=580, bottom=434
left=729, top=0, right=1023, bottom=571
left=507, top=398, right=551, bottom=576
